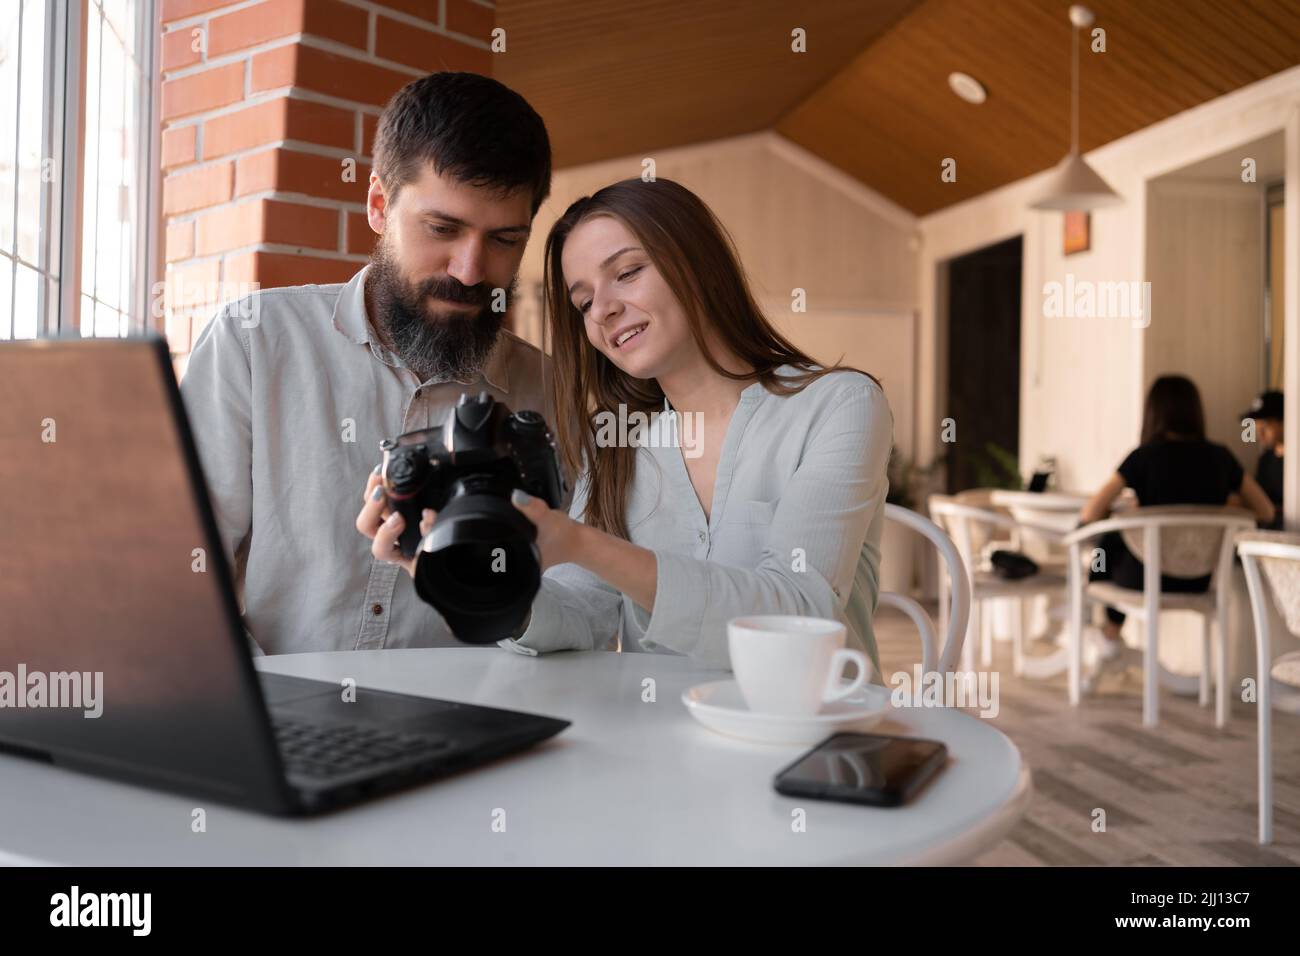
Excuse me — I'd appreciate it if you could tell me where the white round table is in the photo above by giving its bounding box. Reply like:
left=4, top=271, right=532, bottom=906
left=989, top=489, right=1090, bottom=533
left=0, top=649, right=1030, bottom=865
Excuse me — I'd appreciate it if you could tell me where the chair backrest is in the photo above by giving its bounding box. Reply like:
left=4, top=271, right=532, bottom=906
left=1237, top=530, right=1300, bottom=637
left=927, top=494, right=1060, bottom=565
left=935, top=494, right=977, bottom=567
left=880, top=504, right=971, bottom=675
left=1119, top=505, right=1254, bottom=578
left=952, top=488, right=1001, bottom=509
left=940, top=489, right=1012, bottom=556
left=927, top=493, right=982, bottom=566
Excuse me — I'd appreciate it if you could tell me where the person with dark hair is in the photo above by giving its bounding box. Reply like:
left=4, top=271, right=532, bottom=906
left=182, top=72, right=554, bottom=655
left=1076, top=374, right=1275, bottom=687
left=360, top=179, right=893, bottom=672
left=1242, top=390, right=1285, bottom=530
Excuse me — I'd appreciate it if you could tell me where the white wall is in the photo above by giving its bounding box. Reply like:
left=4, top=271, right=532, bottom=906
left=917, top=65, right=1300, bottom=501
left=1145, top=180, right=1265, bottom=462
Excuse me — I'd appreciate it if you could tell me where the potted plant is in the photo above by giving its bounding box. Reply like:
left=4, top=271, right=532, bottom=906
left=970, top=441, right=1024, bottom=491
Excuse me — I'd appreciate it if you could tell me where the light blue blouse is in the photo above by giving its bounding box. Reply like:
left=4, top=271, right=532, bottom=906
left=502, top=366, right=894, bottom=672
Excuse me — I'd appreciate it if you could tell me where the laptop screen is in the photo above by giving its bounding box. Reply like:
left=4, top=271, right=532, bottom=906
left=0, top=337, right=288, bottom=809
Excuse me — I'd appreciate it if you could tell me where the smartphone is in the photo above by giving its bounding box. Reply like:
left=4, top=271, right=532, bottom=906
left=773, top=733, right=948, bottom=807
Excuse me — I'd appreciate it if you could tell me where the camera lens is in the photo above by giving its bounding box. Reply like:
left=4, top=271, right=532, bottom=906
left=431, top=539, right=536, bottom=595
left=412, top=490, right=540, bottom=644
left=386, top=399, right=562, bottom=645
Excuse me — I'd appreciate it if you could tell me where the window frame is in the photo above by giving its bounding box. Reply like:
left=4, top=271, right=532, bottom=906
left=44, top=0, right=160, bottom=338
left=2, top=0, right=66, bottom=338
left=51, top=0, right=81, bottom=335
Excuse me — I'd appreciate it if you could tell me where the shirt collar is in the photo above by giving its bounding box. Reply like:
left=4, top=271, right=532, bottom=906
left=662, top=375, right=769, bottom=413
left=331, top=266, right=372, bottom=345
left=332, top=264, right=509, bottom=392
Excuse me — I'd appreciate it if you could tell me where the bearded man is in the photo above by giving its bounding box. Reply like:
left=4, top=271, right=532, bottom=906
left=180, top=72, right=553, bottom=654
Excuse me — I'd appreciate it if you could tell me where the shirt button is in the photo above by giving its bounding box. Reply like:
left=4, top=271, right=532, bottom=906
left=697, top=530, right=706, bottom=543
left=371, top=603, right=384, bottom=616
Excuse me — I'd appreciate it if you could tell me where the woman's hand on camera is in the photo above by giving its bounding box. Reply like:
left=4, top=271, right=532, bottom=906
left=511, top=489, right=584, bottom=572
left=356, top=469, right=435, bottom=577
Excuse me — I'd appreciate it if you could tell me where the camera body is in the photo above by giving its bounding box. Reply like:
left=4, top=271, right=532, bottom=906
left=381, top=391, right=565, bottom=556
left=379, top=392, right=566, bottom=644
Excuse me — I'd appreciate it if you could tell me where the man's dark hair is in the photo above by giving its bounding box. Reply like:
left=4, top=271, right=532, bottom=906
left=373, top=72, right=552, bottom=216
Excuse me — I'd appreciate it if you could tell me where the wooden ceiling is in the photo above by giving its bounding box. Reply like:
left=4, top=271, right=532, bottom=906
left=779, top=0, right=1300, bottom=214
left=493, top=0, right=922, bottom=168
left=495, top=0, right=1300, bottom=215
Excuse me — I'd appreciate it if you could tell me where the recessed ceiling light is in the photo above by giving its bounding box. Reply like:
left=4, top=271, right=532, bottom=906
left=948, top=72, right=987, bottom=104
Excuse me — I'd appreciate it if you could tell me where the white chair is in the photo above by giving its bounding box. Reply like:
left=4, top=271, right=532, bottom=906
left=1064, top=506, right=1256, bottom=727
left=928, top=495, right=1068, bottom=676
left=939, top=491, right=1014, bottom=655
left=880, top=503, right=971, bottom=676
left=1235, top=530, right=1300, bottom=844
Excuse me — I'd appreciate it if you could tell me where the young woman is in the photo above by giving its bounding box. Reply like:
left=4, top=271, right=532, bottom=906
left=1078, top=374, right=1275, bottom=682
left=358, top=178, right=893, bottom=672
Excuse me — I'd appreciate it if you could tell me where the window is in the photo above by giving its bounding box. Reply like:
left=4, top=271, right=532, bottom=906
left=0, top=0, right=157, bottom=341
left=0, top=0, right=62, bottom=339
left=81, top=0, right=155, bottom=337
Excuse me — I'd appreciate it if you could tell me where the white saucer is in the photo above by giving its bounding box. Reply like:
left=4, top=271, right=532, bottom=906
left=681, top=679, right=891, bottom=745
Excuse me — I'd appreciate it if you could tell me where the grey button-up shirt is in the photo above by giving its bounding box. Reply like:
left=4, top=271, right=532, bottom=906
left=504, top=368, right=893, bottom=672
left=180, top=265, right=554, bottom=655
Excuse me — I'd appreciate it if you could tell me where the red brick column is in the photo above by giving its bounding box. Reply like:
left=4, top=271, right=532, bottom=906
left=158, top=0, right=494, bottom=375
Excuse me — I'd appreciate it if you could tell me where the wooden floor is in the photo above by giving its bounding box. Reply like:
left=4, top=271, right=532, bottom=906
left=872, top=607, right=1300, bottom=866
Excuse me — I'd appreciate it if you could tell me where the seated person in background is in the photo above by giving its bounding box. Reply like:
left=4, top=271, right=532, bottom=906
left=1078, top=375, right=1275, bottom=681
left=1242, top=390, right=1285, bottom=530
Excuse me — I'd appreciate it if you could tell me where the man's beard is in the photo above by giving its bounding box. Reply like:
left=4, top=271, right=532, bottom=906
left=366, top=236, right=513, bottom=384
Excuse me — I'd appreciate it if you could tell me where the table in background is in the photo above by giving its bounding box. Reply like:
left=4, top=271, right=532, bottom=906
left=989, top=489, right=1090, bottom=534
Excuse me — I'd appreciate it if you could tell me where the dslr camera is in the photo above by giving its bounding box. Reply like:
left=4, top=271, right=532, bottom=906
left=379, top=392, right=566, bottom=644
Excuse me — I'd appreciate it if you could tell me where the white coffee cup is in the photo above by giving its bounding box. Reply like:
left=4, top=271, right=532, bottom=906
left=727, top=615, right=871, bottom=716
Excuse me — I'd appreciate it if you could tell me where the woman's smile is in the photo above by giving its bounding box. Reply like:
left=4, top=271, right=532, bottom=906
left=611, top=322, right=648, bottom=349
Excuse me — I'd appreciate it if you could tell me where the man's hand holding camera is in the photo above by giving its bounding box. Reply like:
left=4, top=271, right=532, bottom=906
left=356, top=468, right=582, bottom=577
left=356, top=468, right=435, bottom=576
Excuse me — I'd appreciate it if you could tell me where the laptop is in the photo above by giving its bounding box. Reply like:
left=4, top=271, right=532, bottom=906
left=0, top=336, right=569, bottom=816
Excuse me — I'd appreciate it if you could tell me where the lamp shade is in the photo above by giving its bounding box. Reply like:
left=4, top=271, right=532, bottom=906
left=1029, top=150, right=1122, bottom=211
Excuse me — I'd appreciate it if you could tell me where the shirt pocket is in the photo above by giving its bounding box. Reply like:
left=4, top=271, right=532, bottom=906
left=730, top=499, right=777, bottom=527
left=714, top=499, right=778, bottom=568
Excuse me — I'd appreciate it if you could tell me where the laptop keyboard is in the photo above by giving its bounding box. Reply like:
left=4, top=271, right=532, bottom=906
left=273, top=718, right=453, bottom=780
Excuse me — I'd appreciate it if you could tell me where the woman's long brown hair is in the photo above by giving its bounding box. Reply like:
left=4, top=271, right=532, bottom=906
left=1140, top=374, right=1206, bottom=444
left=542, top=178, right=878, bottom=539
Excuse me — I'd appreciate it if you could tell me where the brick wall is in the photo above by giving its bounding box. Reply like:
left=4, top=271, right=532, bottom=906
left=158, top=0, right=494, bottom=377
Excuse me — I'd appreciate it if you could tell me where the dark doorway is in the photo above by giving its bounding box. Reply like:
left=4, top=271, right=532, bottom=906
left=945, top=235, right=1023, bottom=493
